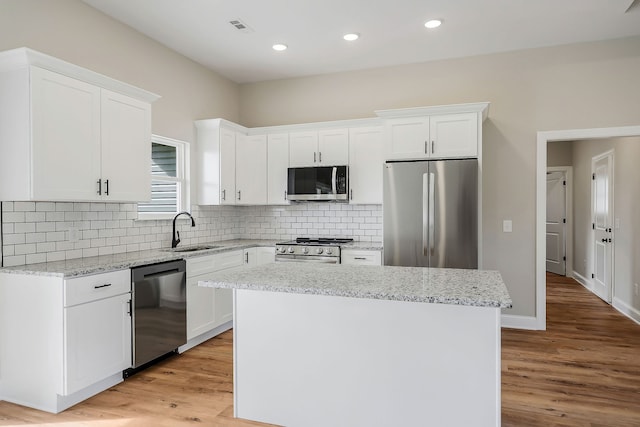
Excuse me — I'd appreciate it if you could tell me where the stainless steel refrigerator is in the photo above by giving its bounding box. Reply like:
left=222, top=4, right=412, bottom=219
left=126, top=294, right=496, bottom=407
left=383, top=159, right=478, bottom=268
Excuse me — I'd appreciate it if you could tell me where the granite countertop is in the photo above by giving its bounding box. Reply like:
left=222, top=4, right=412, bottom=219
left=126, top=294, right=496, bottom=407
left=200, top=263, right=512, bottom=308
left=0, top=239, right=281, bottom=278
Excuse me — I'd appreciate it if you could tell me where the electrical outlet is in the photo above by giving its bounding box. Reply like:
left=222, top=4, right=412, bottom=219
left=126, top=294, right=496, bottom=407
left=503, top=220, right=513, bottom=233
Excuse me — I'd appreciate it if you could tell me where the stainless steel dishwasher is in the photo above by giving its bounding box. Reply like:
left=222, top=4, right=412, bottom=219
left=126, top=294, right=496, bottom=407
left=127, top=259, right=186, bottom=375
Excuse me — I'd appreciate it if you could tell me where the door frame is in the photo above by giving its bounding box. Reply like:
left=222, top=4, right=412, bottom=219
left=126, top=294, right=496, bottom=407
left=546, top=166, right=573, bottom=278
left=536, top=125, right=640, bottom=330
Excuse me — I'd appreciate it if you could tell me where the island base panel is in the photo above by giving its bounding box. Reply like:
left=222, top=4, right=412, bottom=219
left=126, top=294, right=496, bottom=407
left=233, top=289, right=500, bottom=427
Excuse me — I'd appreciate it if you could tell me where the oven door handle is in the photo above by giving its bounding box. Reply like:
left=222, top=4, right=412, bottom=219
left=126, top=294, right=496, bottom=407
left=276, top=257, right=339, bottom=264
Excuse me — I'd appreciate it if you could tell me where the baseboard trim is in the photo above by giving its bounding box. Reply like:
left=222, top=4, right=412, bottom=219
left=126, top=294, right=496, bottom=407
left=572, top=271, right=594, bottom=291
left=612, top=298, right=640, bottom=326
left=501, top=314, right=540, bottom=330
left=178, top=321, right=233, bottom=353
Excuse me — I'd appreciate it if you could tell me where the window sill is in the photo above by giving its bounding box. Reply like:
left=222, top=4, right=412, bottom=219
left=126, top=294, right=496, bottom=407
left=136, top=213, right=178, bottom=221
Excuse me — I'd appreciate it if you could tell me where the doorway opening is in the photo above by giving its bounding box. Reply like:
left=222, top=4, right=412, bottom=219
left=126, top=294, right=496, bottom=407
left=536, top=125, right=640, bottom=330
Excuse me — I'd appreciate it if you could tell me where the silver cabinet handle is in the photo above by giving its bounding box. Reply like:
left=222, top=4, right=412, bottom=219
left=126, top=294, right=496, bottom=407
left=431, top=141, right=435, bottom=154
left=245, top=252, right=249, bottom=263
left=354, top=257, right=367, bottom=260
left=314, top=152, right=317, bottom=163
left=319, top=152, right=322, bottom=163
left=222, top=189, right=226, bottom=201
left=94, top=283, right=112, bottom=289
left=350, top=189, right=353, bottom=200
left=284, top=190, right=287, bottom=200
left=97, top=179, right=102, bottom=195
left=238, top=190, right=241, bottom=200
left=424, top=141, right=428, bottom=154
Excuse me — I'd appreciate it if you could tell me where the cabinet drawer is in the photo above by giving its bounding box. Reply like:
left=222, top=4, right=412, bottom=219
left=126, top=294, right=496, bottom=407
left=64, top=269, right=130, bottom=307
left=213, top=250, right=244, bottom=271
left=187, top=255, right=216, bottom=278
left=341, top=250, right=382, bottom=266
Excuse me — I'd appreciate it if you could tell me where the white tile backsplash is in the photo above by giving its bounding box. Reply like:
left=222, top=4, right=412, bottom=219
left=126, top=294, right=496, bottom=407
left=1, top=201, right=382, bottom=267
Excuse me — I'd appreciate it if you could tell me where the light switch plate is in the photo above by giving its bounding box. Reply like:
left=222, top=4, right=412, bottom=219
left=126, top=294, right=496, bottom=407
left=503, top=220, right=513, bottom=233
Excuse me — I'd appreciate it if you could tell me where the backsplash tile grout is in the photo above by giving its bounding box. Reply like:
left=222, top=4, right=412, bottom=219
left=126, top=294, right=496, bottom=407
left=1, top=202, right=382, bottom=267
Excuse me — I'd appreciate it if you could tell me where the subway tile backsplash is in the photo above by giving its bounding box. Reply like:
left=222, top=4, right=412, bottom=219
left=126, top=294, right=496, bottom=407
left=1, top=202, right=382, bottom=267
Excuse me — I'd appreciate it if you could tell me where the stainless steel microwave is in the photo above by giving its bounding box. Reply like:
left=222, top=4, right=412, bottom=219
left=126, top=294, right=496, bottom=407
left=287, top=166, right=348, bottom=201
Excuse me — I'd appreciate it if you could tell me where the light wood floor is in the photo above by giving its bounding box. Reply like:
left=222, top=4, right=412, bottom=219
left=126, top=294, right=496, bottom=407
left=1, top=273, right=639, bottom=426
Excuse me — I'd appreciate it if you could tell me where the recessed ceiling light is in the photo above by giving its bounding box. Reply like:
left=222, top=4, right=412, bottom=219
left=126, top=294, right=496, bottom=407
left=272, top=44, right=288, bottom=51
left=343, top=33, right=359, bottom=41
left=424, top=19, right=442, bottom=29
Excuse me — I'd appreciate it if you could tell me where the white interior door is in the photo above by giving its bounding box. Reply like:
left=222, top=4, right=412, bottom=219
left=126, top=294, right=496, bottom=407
left=591, top=151, right=614, bottom=303
left=546, top=171, right=566, bottom=275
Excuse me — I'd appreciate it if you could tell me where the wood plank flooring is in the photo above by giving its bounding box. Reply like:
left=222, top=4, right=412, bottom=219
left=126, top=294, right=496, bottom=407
left=1, top=272, right=639, bottom=426
left=502, top=273, right=640, bottom=427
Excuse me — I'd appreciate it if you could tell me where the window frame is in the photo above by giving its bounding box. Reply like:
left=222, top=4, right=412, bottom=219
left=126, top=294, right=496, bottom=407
left=137, top=134, right=190, bottom=221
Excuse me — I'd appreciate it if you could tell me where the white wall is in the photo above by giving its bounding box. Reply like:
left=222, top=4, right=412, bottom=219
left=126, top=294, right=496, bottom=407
left=570, top=137, right=640, bottom=313
left=239, top=36, right=640, bottom=317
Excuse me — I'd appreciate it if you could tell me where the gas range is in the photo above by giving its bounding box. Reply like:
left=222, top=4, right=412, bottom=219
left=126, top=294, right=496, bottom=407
left=275, top=237, right=354, bottom=263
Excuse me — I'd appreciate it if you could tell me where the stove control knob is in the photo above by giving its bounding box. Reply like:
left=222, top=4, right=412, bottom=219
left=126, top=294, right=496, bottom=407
left=288, top=246, right=295, bottom=253
left=326, top=248, right=333, bottom=255
left=316, top=248, right=324, bottom=254
left=302, top=247, right=309, bottom=254
left=277, top=247, right=285, bottom=253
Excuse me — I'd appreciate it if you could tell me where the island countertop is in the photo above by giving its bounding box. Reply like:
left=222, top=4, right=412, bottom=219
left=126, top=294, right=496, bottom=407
left=200, top=262, right=512, bottom=308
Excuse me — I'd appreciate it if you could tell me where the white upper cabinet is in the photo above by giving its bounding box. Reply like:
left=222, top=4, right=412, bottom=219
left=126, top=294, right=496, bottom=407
left=267, top=133, right=290, bottom=205
left=318, top=128, right=349, bottom=166
left=385, top=117, right=430, bottom=160
left=236, top=134, right=267, bottom=205
left=289, top=128, right=349, bottom=167
left=349, top=126, right=384, bottom=204
left=380, top=103, right=488, bottom=161
left=289, top=131, right=319, bottom=167
left=196, top=120, right=241, bottom=205
left=100, top=89, right=152, bottom=201
left=0, top=48, right=158, bottom=202
left=429, top=113, right=478, bottom=158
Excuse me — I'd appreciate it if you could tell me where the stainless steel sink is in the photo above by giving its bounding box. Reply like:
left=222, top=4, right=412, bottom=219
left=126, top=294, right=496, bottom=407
left=165, top=245, right=221, bottom=252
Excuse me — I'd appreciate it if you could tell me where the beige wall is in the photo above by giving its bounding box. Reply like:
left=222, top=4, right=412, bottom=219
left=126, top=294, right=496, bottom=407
left=571, top=137, right=640, bottom=312
left=0, top=0, right=240, bottom=143
left=548, top=141, right=573, bottom=167
left=239, top=36, right=640, bottom=317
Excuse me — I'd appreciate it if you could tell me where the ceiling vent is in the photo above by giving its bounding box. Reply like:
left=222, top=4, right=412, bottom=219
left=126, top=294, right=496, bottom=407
left=229, top=19, right=254, bottom=33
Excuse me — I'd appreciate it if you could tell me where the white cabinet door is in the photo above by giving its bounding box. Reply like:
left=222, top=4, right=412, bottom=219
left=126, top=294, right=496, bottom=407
left=256, top=247, right=276, bottom=264
left=186, top=273, right=216, bottom=340
left=289, top=131, right=318, bottom=167
left=63, top=292, right=131, bottom=395
left=429, top=113, right=478, bottom=158
left=243, top=248, right=257, bottom=266
left=267, top=133, right=290, bottom=205
left=318, top=128, right=349, bottom=165
left=220, top=127, right=237, bottom=205
left=236, top=134, right=267, bottom=205
left=100, top=89, right=151, bottom=202
left=385, top=117, right=430, bottom=160
left=349, top=126, right=383, bottom=204
left=30, top=66, right=101, bottom=201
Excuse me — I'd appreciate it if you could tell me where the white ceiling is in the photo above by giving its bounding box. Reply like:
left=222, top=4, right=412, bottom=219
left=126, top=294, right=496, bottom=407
left=83, top=0, right=640, bottom=84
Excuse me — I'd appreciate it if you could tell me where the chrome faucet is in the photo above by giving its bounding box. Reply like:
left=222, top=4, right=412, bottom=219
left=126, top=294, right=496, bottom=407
left=172, top=211, right=195, bottom=248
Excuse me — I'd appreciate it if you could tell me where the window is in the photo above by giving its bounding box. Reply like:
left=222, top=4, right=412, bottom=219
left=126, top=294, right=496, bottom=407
left=137, top=135, right=189, bottom=219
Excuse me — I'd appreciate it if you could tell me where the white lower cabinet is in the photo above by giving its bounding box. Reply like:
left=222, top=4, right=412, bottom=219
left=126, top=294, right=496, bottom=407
left=64, top=292, right=132, bottom=395
left=341, top=249, right=382, bottom=266
left=185, top=247, right=275, bottom=344
left=0, top=269, right=131, bottom=413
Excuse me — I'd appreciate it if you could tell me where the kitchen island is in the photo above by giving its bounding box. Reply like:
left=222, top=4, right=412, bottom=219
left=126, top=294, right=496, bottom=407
left=200, top=263, right=511, bottom=427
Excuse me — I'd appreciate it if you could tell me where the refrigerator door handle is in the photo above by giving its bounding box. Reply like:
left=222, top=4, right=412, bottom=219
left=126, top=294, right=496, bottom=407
left=428, top=172, right=435, bottom=256
left=331, top=167, right=337, bottom=194
left=422, top=173, right=429, bottom=256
